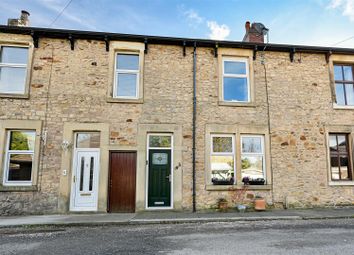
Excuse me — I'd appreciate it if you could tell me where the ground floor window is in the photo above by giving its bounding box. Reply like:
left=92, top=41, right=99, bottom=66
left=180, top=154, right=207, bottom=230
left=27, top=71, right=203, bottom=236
left=329, top=133, right=353, bottom=181
left=209, top=133, right=266, bottom=185
left=210, top=134, right=235, bottom=185
left=241, top=135, right=265, bottom=184
left=3, top=130, right=35, bottom=185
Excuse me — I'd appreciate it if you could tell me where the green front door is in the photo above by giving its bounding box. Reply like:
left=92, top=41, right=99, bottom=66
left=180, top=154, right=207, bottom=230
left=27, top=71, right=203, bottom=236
left=148, top=149, right=171, bottom=207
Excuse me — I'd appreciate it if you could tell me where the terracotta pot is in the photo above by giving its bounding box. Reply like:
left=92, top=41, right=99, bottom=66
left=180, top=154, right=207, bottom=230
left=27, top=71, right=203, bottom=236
left=254, top=198, right=266, bottom=211
left=218, top=201, right=228, bottom=211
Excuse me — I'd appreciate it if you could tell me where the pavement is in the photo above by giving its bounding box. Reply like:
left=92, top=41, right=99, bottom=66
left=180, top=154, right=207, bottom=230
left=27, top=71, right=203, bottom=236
left=0, top=207, right=353, bottom=228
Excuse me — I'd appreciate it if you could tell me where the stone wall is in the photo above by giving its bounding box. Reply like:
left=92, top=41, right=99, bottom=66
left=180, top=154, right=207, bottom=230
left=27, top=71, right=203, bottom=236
left=0, top=33, right=353, bottom=215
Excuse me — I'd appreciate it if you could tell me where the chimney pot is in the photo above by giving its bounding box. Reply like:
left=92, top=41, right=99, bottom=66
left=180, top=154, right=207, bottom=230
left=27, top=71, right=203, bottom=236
left=7, top=10, right=30, bottom=27
left=245, top=21, right=251, bottom=32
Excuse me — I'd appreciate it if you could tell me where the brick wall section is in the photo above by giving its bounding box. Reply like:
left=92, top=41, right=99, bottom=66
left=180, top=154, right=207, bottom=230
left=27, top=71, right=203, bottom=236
left=0, top=33, right=353, bottom=214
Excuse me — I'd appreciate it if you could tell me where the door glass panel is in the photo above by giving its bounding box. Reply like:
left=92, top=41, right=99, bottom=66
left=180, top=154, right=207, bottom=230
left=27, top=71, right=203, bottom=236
left=79, top=157, right=85, bottom=191
left=89, top=156, right=94, bottom=191
left=76, top=132, right=100, bottom=148
left=7, top=154, right=33, bottom=181
left=149, top=135, right=171, bottom=147
left=152, top=153, right=168, bottom=165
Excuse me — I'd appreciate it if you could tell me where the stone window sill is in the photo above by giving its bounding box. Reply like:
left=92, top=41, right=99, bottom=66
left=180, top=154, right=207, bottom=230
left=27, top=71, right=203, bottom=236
left=218, top=101, right=256, bottom=107
left=0, top=93, right=29, bottom=99
left=332, top=104, right=354, bottom=110
left=106, top=97, right=143, bottom=104
left=206, top=184, right=272, bottom=191
left=0, top=185, right=38, bottom=192
left=329, top=181, right=354, bottom=186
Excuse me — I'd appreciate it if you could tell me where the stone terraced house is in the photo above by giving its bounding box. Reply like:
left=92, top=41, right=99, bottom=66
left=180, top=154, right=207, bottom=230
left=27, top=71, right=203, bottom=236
left=0, top=12, right=354, bottom=215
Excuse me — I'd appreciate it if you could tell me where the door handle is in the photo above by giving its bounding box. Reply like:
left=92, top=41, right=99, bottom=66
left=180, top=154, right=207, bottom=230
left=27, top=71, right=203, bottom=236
left=166, top=175, right=171, bottom=182
left=73, top=176, right=76, bottom=183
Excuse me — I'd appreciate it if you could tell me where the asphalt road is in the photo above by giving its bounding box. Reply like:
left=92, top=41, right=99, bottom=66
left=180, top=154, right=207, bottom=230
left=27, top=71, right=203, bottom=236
left=0, top=219, right=353, bottom=255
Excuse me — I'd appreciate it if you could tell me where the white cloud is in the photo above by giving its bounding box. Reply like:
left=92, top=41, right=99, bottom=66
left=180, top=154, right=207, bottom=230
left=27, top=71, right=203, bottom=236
left=184, top=9, right=204, bottom=24
left=328, top=0, right=354, bottom=21
left=207, top=21, right=230, bottom=40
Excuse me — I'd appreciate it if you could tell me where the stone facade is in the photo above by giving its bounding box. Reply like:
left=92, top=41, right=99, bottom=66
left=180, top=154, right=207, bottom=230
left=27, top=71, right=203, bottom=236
left=0, top=30, right=353, bottom=215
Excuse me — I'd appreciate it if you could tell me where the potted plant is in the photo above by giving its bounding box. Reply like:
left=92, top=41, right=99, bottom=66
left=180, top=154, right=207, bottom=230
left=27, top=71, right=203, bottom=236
left=242, top=176, right=250, bottom=185
left=229, top=185, right=249, bottom=213
left=254, top=195, right=266, bottom=211
left=217, top=197, right=228, bottom=211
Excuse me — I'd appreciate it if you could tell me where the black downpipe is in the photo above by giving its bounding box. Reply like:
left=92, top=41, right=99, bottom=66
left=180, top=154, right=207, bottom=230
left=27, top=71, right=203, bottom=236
left=192, top=42, right=197, bottom=212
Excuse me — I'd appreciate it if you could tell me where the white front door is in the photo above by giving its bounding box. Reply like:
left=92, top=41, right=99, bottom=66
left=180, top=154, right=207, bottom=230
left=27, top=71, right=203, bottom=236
left=70, top=149, right=100, bottom=211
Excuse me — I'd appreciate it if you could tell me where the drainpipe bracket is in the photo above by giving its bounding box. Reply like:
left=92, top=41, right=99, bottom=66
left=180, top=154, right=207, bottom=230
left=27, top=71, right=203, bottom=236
left=290, top=48, right=296, bottom=62
left=104, top=36, right=110, bottom=52
left=31, top=30, right=39, bottom=48
left=144, top=38, right=148, bottom=54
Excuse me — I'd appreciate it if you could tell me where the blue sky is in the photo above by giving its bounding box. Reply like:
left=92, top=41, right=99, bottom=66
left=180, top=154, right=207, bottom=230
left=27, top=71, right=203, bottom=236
left=0, top=0, right=354, bottom=47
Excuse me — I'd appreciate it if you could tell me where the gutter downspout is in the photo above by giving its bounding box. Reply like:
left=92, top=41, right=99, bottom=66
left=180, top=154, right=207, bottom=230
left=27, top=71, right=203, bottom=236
left=192, top=42, right=197, bottom=212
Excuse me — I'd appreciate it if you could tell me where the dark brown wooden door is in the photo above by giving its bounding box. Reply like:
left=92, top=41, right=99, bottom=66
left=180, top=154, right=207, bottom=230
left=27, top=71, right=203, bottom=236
left=109, top=151, right=136, bottom=213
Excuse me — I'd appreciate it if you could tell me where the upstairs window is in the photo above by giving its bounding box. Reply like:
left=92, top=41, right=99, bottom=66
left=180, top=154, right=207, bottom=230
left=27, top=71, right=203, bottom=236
left=334, top=64, right=354, bottom=106
left=0, top=46, right=29, bottom=94
left=222, top=57, right=250, bottom=102
left=329, top=133, right=353, bottom=181
left=114, top=53, right=139, bottom=99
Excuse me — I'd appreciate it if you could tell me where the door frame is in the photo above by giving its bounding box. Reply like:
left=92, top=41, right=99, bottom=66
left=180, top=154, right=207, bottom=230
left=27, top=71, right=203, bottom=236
left=70, top=147, right=100, bottom=212
left=108, top=150, right=137, bottom=213
left=145, top=133, right=173, bottom=210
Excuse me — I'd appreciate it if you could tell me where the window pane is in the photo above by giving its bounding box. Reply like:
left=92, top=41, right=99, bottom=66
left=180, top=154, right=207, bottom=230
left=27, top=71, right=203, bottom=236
left=211, top=155, right=234, bottom=184
left=337, top=135, right=347, bottom=154
left=223, top=77, right=248, bottom=102
left=242, top=136, right=262, bottom=153
left=224, top=61, right=246, bottom=75
left=330, top=156, right=340, bottom=180
left=343, top=66, right=353, bottom=81
left=212, top=136, right=233, bottom=153
left=76, top=132, right=100, bottom=148
left=340, top=156, right=349, bottom=179
left=149, top=135, right=171, bottom=147
left=334, top=65, right=343, bottom=81
left=335, top=83, right=345, bottom=105
left=116, top=73, right=137, bottom=97
left=329, top=135, right=337, bottom=153
left=345, top=84, right=354, bottom=105
left=0, top=46, right=28, bottom=64
left=7, top=154, right=32, bottom=181
left=0, top=67, right=26, bottom=94
left=116, top=54, right=139, bottom=70
left=9, top=131, right=35, bottom=151
left=241, top=156, right=264, bottom=179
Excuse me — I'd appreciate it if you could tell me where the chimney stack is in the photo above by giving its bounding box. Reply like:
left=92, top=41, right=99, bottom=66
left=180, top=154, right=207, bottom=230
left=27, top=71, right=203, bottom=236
left=8, top=10, right=30, bottom=27
left=242, top=21, right=268, bottom=43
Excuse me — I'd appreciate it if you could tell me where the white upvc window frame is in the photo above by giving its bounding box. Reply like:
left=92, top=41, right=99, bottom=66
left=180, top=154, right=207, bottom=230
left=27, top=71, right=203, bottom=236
left=222, top=57, right=250, bottom=102
left=210, top=134, right=236, bottom=184
left=240, top=134, right=266, bottom=181
left=113, top=52, right=140, bottom=99
left=3, top=129, right=35, bottom=186
left=0, top=45, right=29, bottom=95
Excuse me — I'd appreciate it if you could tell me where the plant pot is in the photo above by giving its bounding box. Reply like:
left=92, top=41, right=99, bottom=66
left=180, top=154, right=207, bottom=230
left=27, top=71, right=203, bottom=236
left=254, top=198, right=266, bottom=211
left=218, top=201, right=228, bottom=211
